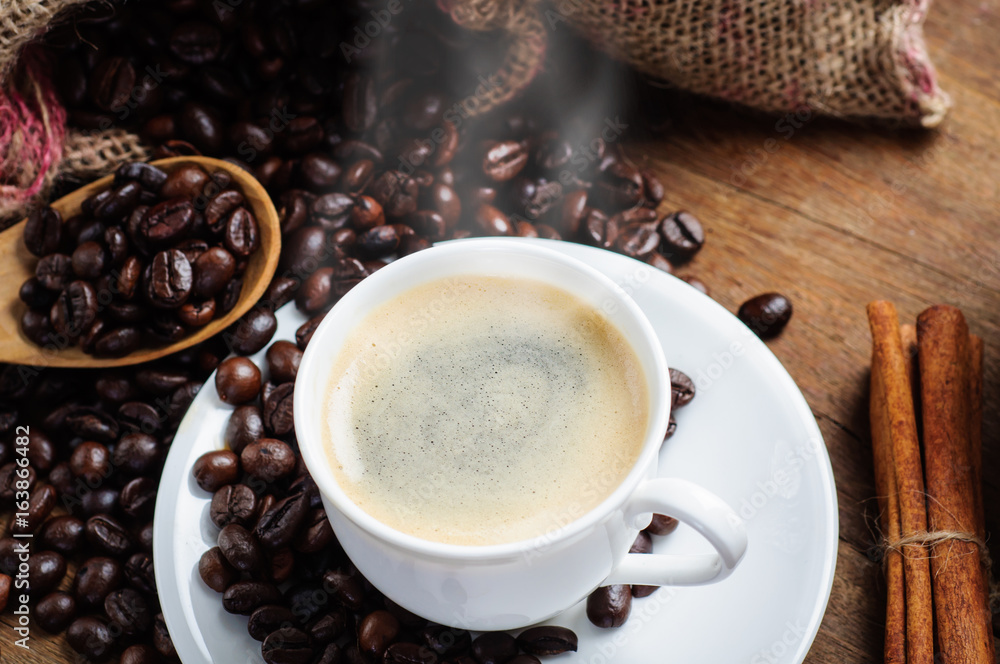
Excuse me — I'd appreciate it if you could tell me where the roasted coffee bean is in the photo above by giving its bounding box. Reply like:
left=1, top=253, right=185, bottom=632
left=263, top=627, right=313, bottom=664
left=115, top=255, right=143, bottom=300
left=120, top=477, right=157, bottom=518
left=10, top=482, right=55, bottom=534
left=344, top=159, right=375, bottom=194
left=67, top=615, right=115, bottom=660
left=69, top=440, right=111, bottom=485
left=581, top=208, right=618, bottom=249
left=645, top=513, right=679, bottom=536
left=176, top=238, right=211, bottom=264
left=295, top=315, right=324, bottom=350
left=28, top=550, right=66, bottom=595
left=315, top=570, right=361, bottom=613
left=422, top=625, right=471, bottom=658
left=206, top=189, right=245, bottom=233
left=255, top=491, right=308, bottom=549
left=179, top=299, right=217, bottom=326
left=216, top=356, right=262, bottom=404
left=180, top=100, right=224, bottom=152
left=50, top=280, right=98, bottom=338
left=70, top=241, right=108, bottom=280
left=121, top=644, right=160, bottom=664
left=86, top=514, right=133, bottom=556
left=161, top=165, right=210, bottom=200
left=24, top=206, right=62, bottom=256
left=113, top=432, right=161, bottom=475
left=678, top=275, right=707, bottom=295
left=664, top=414, right=677, bottom=440
left=615, top=221, right=661, bottom=258
left=282, top=117, right=325, bottom=155
left=199, top=546, right=236, bottom=592
left=516, top=626, right=578, bottom=656
left=280, top=226, right=329, bottom=275
left=192, top=450, right=240, bottom=492
left=483, top=140, right=529, bottom=182
left=122, top=551, right=155, bottom=596
left=24, top=430, right=55, bottom=472
left=104, top=588, right=151, bottom=635
left=104, top=226, right=129, bottom=265
left=263, top=382, right=294, bottom=436
left=141, top=198, right=195, bottom=246
left=645, top=251, right=673, bottom=273
left=351, top=195, right=386, bottom=231
left=669, top=368, right=696, bottom=409
left=225, top=405, right=264, bottom=454
left=586, top=585, right=632, bottom=628
left=35, top=253, right=72, bottom=291
left=153, top=612, right=176, bottom=658
left=629, top=530, right=653, bottom=555
left=312, top=192, right=354, bottom=229
left=225, top=207, right=260, bottom=258
left=39, top=515, right=86, bottom=556
left=308, top=609, right=349, bottom=645
left=170, top=20, right=222, bottom=64
left=249, top=604, right=296, bottom=641
left=219, top=523, right=266, bottom=574
left=217, top=277, right=244, bottom=315
left=641, top=169, right=665, bottom=207
left=95, top=181, right=143, bottom=221
left=90, top=56, right=135, bottom=112
left=384, top=642, right=439, bottom=664
left=75, top=556, right=123, bottom=609
left=20, top=308, right=54, bottom=346
left=359, top=610, right=400, bottom=659
left=264, top=275, right=299, bottom=310
left=356, top=224, right=399, bottom=258
left=474, top=204, right=514, bottom=236
left=658, top=211, right=705, bottom=262
left=738, top=292, right=793, bottom=339
left=508, top=657, right=542, bottom=664
left=116, top=162, right=168, bottom=192
left=192, top=246, right=236, bottom=298
left=470, top=632, right=518, bottom=664
left=229, top=306, right=277, bottom=355
left=211, top=484, right=259, bottom=528
left=0, top=538, right=19, bottom=574
left=296, top=267, right=334, bottom=314
left=0, top=463, right=35, bottom=501
left=292, top=507, right=334, bottom=554
left=19, top=276, right=58, bottom=310
left=343, top=73, right=377, bottom=133
left=592, top=159, right=643, bottom=210
left=370, top=171, right=419, bottom=218
left=242, top=439, right=296, bottom=483
left=263, top=341, right=302, bottom=384
left=222, top=580, right=282, bottom=615
left=146, top=249, right=193, bottom=308
left=36, top=591, right=77, bottom=634
left=300, top=153, right=343, bottom=191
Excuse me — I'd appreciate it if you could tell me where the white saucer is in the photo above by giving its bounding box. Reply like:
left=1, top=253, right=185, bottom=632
left=155, top=239, right=838, bottom=664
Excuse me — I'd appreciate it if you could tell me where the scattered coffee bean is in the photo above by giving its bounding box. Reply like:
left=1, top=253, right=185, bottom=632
left=516, top=626, right=578, bottom=655
left=586, top=585, right=632, bottom=628
left=738, top=292, right=793, bottom=339
left=36, top=591, right=77, bottom=634
left=659, top=211, right=705, bottom=262
left=471, top=632, right=518, bottom=664
left=215, top=356, right=262, bottom=405
left=192, top=450, right=240, bottom=492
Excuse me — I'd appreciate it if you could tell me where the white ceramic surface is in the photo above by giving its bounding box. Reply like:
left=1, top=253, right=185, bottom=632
left=293, top=239, right=748, bottom=630
left=155, top=240, right=838, bottom=664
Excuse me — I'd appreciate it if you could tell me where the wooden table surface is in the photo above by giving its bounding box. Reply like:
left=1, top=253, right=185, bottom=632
left=4, top=0, right=999, bottom=660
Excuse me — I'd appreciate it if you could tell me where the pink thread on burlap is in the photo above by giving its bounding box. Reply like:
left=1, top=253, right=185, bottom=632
left=0, top=45, right=66, bottom=214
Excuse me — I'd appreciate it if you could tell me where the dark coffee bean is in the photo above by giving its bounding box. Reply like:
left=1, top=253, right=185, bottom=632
left=141, top=198, right=195, bottom=246
left=67, top=615, right=115, bottom=660
left=263, top=627, right=313, bottom=664
left=103, top=226, right=129, bottom=265
left=422, top=625, right=471, bottom=658
left=593, top=159, right=644, bottom=210
left=153, top=613, right=176, bottom=658
left=86, top=514, right=133, bottom=556
left=264, top=341, right=302, bottom=384
left=669, top=368, right=696, bottom=409
left=0, top=538, right=18, bottom=574
left=211, top=483, right=258, bottom=528
left=51, top=280, right=98, bottom=339
left=39, top=516, right=86, bottom=555
left=475, top=204, right=514, bottom=236
left=19, top=276, right=58, bottom=310
left=205, top=189, right=244, bottom=234
left=113, top=433, right=161, bottom=479
left=225, top=405, right=264, bottom=455
left=28, top=550, right=66, bottom=595
left=146, top=249, right=193, bottom=309
left=120, top=477, right=157, bottom=518
left=20, top=309, right=53, bottom=346
left=241, top=438, right=296, bottom=484
left=581, top=208, right=618, bottom=249
left=641, top=169, right=665, bottom=207
left=94, top=181, right=142, bottom=221
left=24, top=206, right=62, bottom=256
left=483, top=140, right=529, bottom=182
left=0, top=463, right=35, bottom=501
left=115, top=255, right=143, bottom=300
left=311, top=192, right=354, bottom=230
left=224, top=207, right=260, bottom=258
left=295, top=315, right=324, bottom=350
left=508, top=657, right=541, bottom=664
left=664, top=414, right=677, bottom=440
left=178, top=299, right=217, bottom=327
left=116, top=162, right=168, bottom=192
left=645, top=251, right=673, bottom=273
left=121, top=644, right=160, bottom=664
left=222, top=580, right=282, bottom=615
left=300, top=153, right=342, bottom=191
left=263, top=275, right=299, bottom=310
left=36, top=591, right=77, bottom=634
left=356, top=224, right=399, bottom=258
left=738, top=292, right=793, bottom=339
left=255, top=491, right=308, bottom=549
left=280, top=226, right=328, bottom=275
left=645, top=513, right=679, bottom=536
left=192, top=450, right=240, bottom=492
left=121, top=552, right=154, bottom=596
left=219, top=523, right=266, bottom=574
left=75, top=556, right=123, bottom=609
left=67, top=405, right=120, bottom=441
left=471, top=632, right=518, bottom=664
left=370, top=171, right=418, bottom=218
left=10, top=482, right=55, bottom=534
left=615, top=221, right=661, bottom=259
left=516, top=626, right=578, bottom=656
left=351, top=195, right=385, bottom=231
left=263, top=382, right=294, bottom=436
left=161, top=164, right=210, bottom=199
left=199, top=546, right=236, bottom=592
left=216, top=356, right=262, bottom=405
left=659, top=211, right=705, bottom=262
left=586, top=585, right=632, bottom=628
left=104, top=588, right=151, bottom=635
left=344, top=159, right=375, bottom=194
left=228, top=307, right=277, bottom=355
left=249, top=604, right=296, bottom=641
left=282, top=117, right=325, bottom=155
left=535, top=135, right=573, bottom=172
left=23, top=430, right=54, bottom=473
left=296, top=267, right=334, bottom=314
left=292, top=508, right=333, bottom=554
left=69, top=440, right=111, bottom=485
left=170, top=21, right=222, bottom=64
left=384, top=642, right=439, bottom=664
left=629, top=530, right=653, bottom=554
left=191, top=246, right=236, bottom=298
left=70, top=241, right=108, bottom=279
left=176, top=238, right=210, bottom=264
left=359, top=610, right=400, bottom=659
left=217, top=277, right=244, bottom=315
left=90, top=56, right=136, bottom=111
left=343, top=73, right=377, bottom=133
left=35, top=253, right=73, bottom=291
left=511, top=177, right=562, bottom=220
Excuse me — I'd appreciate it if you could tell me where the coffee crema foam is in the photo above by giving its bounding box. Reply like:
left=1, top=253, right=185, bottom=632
left=322, top=275, right=649, bottom=546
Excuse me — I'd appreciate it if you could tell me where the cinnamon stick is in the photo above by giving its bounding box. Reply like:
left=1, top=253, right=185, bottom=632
left=968, top=334, right=984, bottom=542
left=867, top=302, right=934, bottom=664
left=916, top=305, right=995, bottom=664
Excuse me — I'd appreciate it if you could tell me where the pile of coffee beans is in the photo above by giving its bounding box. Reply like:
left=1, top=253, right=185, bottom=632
left=20, top=161, right=261, bottom=356
left=0, top=336, right=228, bottom=661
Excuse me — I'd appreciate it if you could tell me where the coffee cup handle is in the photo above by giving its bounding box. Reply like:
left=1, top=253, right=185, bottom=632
left=603, top=478, right=748, bottom=587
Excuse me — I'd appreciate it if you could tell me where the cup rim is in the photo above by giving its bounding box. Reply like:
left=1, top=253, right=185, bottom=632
left=293, top=238, right=671, bottom=560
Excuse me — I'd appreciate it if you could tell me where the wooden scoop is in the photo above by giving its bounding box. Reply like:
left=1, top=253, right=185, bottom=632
left=0, top=156, right=280, bottom=368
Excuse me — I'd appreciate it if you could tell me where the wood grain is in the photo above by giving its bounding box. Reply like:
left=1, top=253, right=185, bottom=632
left=4, top=0, right=1000, bottom=659
left=0, top=156, right=280, bottom=368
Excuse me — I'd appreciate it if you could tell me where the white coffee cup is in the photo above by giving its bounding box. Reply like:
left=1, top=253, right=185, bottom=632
left=294, top=238, right=747, bottom=630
